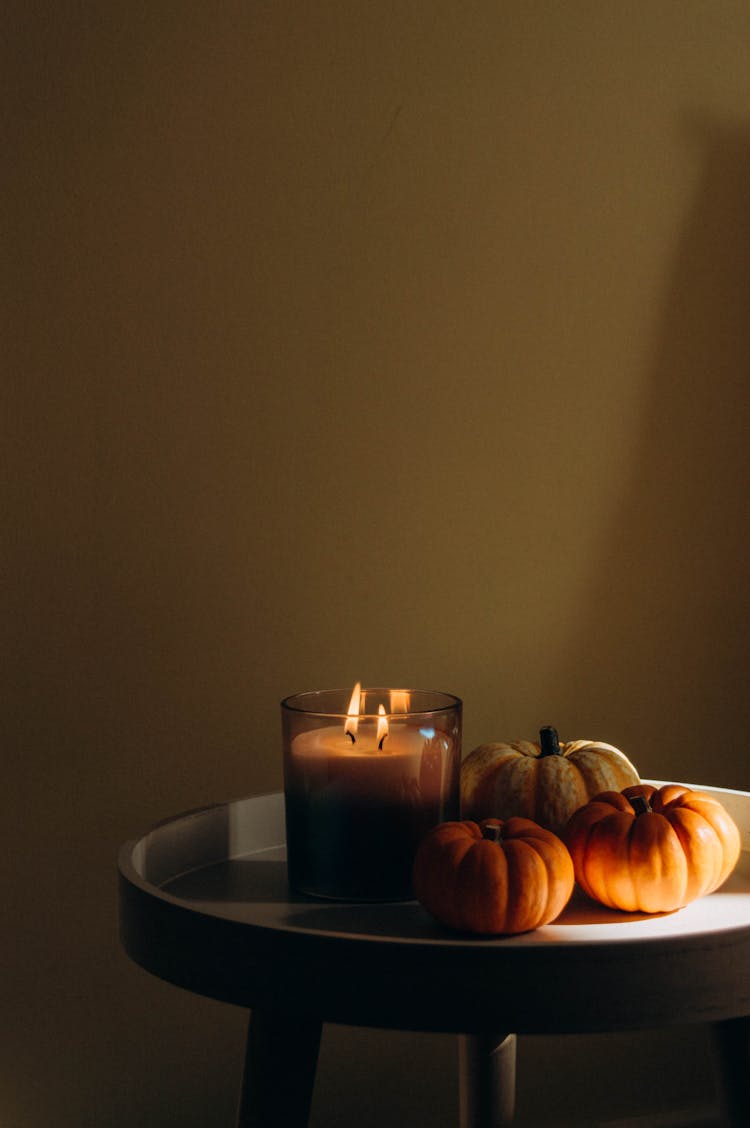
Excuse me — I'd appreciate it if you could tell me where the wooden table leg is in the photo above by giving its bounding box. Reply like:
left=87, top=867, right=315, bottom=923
left=710, top=1016, right=750, bottom=1128
left=458, top=1032, right=517, bottom=1128
left=236, top=1009, right=322, bottom=1128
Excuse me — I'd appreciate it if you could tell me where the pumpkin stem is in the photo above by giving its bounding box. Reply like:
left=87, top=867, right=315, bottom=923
left=482, top=822, right=503, bottom=843
left=630, top=794, right=652, bottom=816
left=539, top=726, right=562, bottom=758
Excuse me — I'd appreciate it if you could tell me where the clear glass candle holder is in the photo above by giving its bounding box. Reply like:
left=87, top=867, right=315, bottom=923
left=282, top=687, right=462, bottom=901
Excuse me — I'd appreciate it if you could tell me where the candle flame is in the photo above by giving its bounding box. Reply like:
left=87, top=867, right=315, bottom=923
left=376, top=704, right=389, bottom=750
left=390, top=689, right=410, bottom=713
left=344, top=681, right=361, bottom=743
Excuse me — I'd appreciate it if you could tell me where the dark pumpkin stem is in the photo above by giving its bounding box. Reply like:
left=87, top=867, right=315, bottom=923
left=630, top=794, right=652, bottom=816
left=539, top=726, right=562, bottom=758
left=482, top=822, right=503, bottom=844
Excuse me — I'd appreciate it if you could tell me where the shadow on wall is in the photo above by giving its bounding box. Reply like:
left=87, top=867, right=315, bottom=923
left=562, top=121, right=750, bottom=788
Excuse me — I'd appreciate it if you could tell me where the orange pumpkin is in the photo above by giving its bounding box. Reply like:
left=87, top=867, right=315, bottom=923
left=563, top=783, right=742, bottom=914
left=461, top=726, right=640, bottom=835
left=412, top=817, right=574, bottom=934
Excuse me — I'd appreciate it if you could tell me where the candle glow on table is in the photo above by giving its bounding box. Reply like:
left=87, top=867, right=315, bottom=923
left=282, top=684, right=462, bottom=901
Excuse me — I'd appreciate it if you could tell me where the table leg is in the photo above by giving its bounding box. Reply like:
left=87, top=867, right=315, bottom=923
left=710, top=1016, right=750, bottom=1128
left=458, top=1032, right=517, bottom=1128
left=236, top=1009, right=322, bottom=1128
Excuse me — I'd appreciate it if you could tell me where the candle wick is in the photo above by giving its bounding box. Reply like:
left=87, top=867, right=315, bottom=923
left=378, top=734, right=387, bottom=751
left=346, top=731, right=356, bottom=745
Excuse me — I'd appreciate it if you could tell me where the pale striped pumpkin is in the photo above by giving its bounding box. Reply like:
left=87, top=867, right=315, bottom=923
left=461, top=727, right=640, bottom=835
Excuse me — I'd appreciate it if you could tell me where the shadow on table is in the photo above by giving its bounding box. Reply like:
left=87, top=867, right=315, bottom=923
left=282, top=888, right=670, bottom=937
left=550, top=886, right=669, bottom=926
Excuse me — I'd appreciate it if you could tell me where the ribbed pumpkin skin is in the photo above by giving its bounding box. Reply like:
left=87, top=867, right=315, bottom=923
left=461, top=739, right=640, bottom=835
left=563, top=783, right=742, bottom=914
left=412, top=817, right=574, bottom=935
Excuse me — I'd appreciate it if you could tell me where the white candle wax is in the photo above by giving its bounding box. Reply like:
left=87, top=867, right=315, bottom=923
left=282, top=691, right=461, bottom=900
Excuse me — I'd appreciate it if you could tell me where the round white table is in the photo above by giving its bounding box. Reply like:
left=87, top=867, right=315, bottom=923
left=118, top=783, right=750, bottom=1127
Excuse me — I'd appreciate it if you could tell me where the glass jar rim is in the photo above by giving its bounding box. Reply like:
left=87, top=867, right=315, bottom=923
left=280, top=686, right=462, bottom=720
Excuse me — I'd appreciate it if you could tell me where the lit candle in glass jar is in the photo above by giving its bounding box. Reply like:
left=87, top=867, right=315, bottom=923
left=282, top=684, right=462, bottom=901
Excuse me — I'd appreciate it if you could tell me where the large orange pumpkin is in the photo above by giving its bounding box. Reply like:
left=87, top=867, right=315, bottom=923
left=563, top=783, right=742, bottom=913
left=412, top=817, right=574, bottom=934
left=461, top=726, right=640, bottom=835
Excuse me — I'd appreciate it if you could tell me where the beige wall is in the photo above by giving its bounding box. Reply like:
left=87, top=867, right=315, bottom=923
left=5, top=3, right=750, bottom=1125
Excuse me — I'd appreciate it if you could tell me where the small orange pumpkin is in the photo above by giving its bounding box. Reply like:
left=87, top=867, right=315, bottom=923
left=412, top=817, right=574, bottom=934
left=461, top=727, right=640, bottom=835
left=563, top=783, right=742, bottom=914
